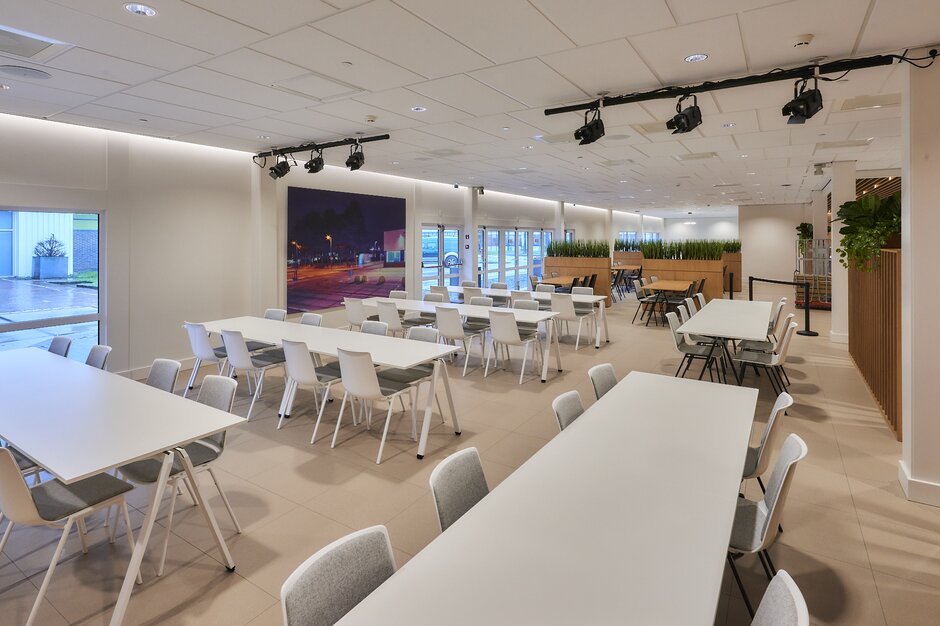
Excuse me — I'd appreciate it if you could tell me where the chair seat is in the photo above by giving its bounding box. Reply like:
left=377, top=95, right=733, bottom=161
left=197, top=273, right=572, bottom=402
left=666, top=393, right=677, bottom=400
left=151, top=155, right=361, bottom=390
left=680, top=343, right=715, bottom=358
left=9, top=447, right=38, bottom=472
left=379, top=365, right=434, bottom=385
left=464, top=319, right=490, bottom=330
left=31, top=473, right=134, bottom=521
left=739, top=338, right=774, bottom=352
left=244, top=340, right=274, bottom=352
left=212, top=346, right=227, bottom=359
left=119, top=457, right=185, bottom=483
left=733, top=349, right=776, bottom=366
left=375, top=376, right=414, bottom=395
left=315, top=362, right=342, bottom=382
left=250, top=349, right=286, bottom=368
left=181, top=441, right=221, bottom=467
left=729, top=498, right=768, bottom=553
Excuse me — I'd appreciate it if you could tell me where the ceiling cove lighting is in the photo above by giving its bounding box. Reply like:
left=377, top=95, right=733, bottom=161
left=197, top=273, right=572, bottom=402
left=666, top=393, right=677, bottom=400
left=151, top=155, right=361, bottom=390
left=574, top=107, right=604, bottom=145
left=667, top=94, right=702, bottom=134
left=124, top=3, right=157, bottom=17
left=684, top=53, right=708, bottom=63
left=782, top=77, right=823, bottom=124
left=304, top=149, right=324, bottom=174
left=268, top=157, right=290, bottom=180
left=346, top=143, right=365, bottom=171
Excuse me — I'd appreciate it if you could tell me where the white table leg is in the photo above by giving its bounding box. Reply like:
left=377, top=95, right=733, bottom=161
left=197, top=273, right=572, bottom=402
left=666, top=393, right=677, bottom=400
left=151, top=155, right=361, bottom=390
left=174, top=447, right=236, bottom=570
left=540, top=319, right=552, bottom=382
left=416, top=360, right=441, bottom=459
left=439, top=359, right=460, bottom=435
left=599, top=300, right=609, bottom=345
left=109, top=452, right=174, bottom=626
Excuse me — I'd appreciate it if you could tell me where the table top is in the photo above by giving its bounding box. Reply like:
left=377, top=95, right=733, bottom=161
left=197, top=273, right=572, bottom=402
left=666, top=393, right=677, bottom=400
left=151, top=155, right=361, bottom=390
left=202, top=316, right=457, bottom=369
left=0, top=348, right=243, bottom=484
left=447, top=286, right=606, bottom=305
left=642, top=279, right=694, bottom=292
left=538, top=275, right=583, bottom=286
left=337, top=372, right=757, bottom=626
left=361, top=298, right=559, bottom=324
left=676, top=299, right=773, bottom=341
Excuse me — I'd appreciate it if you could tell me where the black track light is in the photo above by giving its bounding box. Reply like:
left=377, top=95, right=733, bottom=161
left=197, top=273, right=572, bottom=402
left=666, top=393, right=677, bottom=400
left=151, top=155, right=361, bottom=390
left=268, top=158, right=290, bottom=179
left=782, top=77, right=823, bottom=124
left=304, top=149, right=324, bottom=174
left=574, top=107, right=605, bottom=145
left=345, top=143, right=364, bottom=171
left=666, top=94, right=702, bottom=134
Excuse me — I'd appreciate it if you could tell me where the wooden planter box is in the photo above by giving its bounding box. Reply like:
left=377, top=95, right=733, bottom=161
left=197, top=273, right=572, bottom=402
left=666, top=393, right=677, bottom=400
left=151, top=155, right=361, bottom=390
left=722, top=252, right=742, bottom=292
left=641, top=259, right=725, bottom=301
left=613, top=251, right=643, bottom=265
left=543, top=256, right=612, bottom=306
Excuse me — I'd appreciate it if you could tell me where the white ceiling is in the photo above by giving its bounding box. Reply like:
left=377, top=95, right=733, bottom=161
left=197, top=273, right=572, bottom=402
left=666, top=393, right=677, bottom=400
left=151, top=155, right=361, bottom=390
left=0, top=0, right=935, bottom=213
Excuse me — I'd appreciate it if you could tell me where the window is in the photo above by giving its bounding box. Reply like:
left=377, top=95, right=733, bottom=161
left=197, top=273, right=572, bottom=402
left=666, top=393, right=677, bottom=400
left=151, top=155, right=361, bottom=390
left=643, top=232, right=661, bottom=243
left=0, top=210, right=101, bottom=362
left=564, top=229, right=575, bottom=243
left=618, top=231, right=639, bottom=243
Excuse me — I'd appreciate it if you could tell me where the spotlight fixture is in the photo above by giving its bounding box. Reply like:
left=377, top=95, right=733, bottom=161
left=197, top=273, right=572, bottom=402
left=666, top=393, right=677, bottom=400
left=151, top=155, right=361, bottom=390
left=574, top=107, right=605, bottom=145
left=782, top=77, right=823, bottom=124
left=684, top=53, right=708, bottom=63
left=304, top=149, right=324, bottom=174
left=268, top=157, right=290, bottom=179
left=124, top=3, right=157, bottom=17
left=666, top=94, right=702, bottom=134
left=345, top=143, right=364, bottom=171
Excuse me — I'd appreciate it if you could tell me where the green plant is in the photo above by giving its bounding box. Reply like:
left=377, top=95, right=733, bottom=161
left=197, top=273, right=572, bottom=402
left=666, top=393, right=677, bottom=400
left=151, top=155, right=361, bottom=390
left=637, top=239, right=739, bottom=260
left=614, top=239, right=641, bottom=252
left=546, top=239, right=609, bottom=258
left=33, top=234, right=66, bottom=257
left=833, top=191, right=901, bottom=270
left=722, top=240, right=741, bottom=253
left=796, top=222, right=814, bottom=256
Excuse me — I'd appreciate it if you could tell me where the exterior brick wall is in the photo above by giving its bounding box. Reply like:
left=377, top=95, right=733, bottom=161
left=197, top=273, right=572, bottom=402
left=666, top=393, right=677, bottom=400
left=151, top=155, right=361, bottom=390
left=72, top=230, right=98, bottom=272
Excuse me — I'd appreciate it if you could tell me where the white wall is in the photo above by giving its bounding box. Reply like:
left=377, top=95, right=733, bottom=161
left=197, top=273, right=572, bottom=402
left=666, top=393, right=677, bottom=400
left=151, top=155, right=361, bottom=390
left=565, top=204, right=609, bottom=240
left=663, top=217, right=738, bottom=241
left=738, top=203, right=810, bottom=282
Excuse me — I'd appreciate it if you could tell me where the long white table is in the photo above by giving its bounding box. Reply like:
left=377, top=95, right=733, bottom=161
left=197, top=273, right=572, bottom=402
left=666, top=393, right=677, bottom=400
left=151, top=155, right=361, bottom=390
left=201, top=316, right=460, bottom=459
left=360, top=298, right=563, bottom=383
left=447, top=286, right=611, bottom=348
left=337, top=372, right=758, bottom=626
left=0, top=348, right=243, bottom=625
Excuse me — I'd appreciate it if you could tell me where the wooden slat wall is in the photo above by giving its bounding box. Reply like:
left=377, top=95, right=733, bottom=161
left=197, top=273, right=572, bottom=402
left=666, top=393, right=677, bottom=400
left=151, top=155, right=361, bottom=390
left=848, top=249, right=902, bottom=439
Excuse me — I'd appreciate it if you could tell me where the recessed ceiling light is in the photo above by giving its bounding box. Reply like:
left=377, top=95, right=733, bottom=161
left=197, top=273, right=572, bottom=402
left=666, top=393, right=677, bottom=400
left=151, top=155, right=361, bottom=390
left=411, top=106, right=427, bottom=112
left=257, top=134, right=270, bottom=139
left=684, top=53, right=708, bottom=63
left=619, top=180, right=628, bottom=183
left=341, top=61, right=353, bottom=67
left=501, top=126, right=511, bottom=131
left=522, top=145, right=533, bottom=150
left=125, top=3, right=157, bottom=17
left=740, top=154, right=749, bottom=158
left=644, top=188, right=652, bottom=192
left=0, top=65, right=52, bottom=80
left=0, top=84, right=9, bottom=90
left=392, top=161, right=399, bottom=164
left=746, top=171, right=756, bottom=175
left=722, top=122, right=736, bottom=128
left=517, top=167, right=527, bottom=170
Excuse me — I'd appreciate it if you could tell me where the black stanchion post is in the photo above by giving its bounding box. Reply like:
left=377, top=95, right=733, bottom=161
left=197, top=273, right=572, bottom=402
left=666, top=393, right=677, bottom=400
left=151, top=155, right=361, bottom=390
left=798, top=281, right=818, bottom=336
left=748, top=276, right=754, bottom=301
left=729, top=272, right=734, bottom=300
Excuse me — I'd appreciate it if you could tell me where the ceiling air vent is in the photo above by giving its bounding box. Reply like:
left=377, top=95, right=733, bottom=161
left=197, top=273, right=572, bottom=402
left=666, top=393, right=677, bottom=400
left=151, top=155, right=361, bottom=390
left=815, top=138, right=873, bottom=151
left=597, top=159, right=634, bottom=167
left=534, top=133, right=576, bottom=144
left=635, top=121, right=669, bottom=134
left=0, top=25, right=71, bottom=62
left=674, top=152, right=718, bottom=161
left=840, top=93, right=901, bottom=111
left=425, top=149, right=463, bottom=157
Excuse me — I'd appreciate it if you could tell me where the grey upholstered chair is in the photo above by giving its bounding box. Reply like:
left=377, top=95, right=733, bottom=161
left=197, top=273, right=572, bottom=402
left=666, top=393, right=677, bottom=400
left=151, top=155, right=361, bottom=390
left=47, top=336, right=71, bottom=357
left=300, top=312, right=323, bottom=326
left=85, top=344, right=112, bottom=370
left=587, top=363, right=617, bottom=400
left=359, top=320, right=389, bottom=336
left=429, top=447, right=489, bottom=532
left=752, top=570, right=809, bottom=626
left=552, top=390, right=584, bottom=431
left=281, top=525, right=396, bottom=626
left=146, top=358, right=181, bottom=393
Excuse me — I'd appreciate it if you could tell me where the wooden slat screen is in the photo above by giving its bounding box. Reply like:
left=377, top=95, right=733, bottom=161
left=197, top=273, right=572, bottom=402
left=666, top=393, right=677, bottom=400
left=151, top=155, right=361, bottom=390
left=848, top=249, right=901, bottom=439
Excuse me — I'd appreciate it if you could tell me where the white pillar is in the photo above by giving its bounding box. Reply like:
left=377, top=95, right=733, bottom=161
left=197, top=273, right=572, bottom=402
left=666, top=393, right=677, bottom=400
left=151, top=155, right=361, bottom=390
left=250, top=164, right=279, bottom=313
left=553, top=201, right=565, bottom=242
left=899, top=48, right=940, bottom=506
left=605, top=209, right=614, bottom=257
left=828, top=160, right=855, bottom=343
left=810, top=189, right=829, bottom=276
left=462, top=186, right=478, bottom=282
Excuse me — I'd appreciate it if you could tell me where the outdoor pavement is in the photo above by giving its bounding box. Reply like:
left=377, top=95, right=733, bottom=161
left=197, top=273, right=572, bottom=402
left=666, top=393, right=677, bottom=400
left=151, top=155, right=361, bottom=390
left=287, top=262, right=406, bottom=311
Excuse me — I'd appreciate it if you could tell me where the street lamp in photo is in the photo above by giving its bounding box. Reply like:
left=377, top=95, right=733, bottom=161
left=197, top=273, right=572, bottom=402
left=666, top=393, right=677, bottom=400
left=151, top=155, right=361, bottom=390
left=325, top=234, right=333, bottom=266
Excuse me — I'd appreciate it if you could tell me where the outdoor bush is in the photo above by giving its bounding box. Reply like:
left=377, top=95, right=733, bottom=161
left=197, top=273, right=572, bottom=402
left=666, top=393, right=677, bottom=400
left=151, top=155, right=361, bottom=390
left=33, top=234, right=66, bottom=257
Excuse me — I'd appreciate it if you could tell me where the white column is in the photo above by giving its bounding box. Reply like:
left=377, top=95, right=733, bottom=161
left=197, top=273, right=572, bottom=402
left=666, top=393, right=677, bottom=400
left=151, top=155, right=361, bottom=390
left=553, top=201, right=565, bottom=242
left=899, top=48, right=940, bottom=506
left=810, top=189, right=828, bottom=276
left=462, top=186, right=478, bottom=282
left=605, top=209, right=614, bottom=256
left=250, top=164, right=279, bottom=313
left=828, top=160, right=855, bottom=343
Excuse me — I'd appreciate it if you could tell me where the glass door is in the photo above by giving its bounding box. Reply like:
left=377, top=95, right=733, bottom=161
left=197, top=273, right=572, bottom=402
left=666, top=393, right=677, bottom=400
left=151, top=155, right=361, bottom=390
left=441, top=227, right=461, bottom=288
left=485, top=229, right=500, bottom=286
left=516, top=230, right=529, bottom=289
left=504, top=230, right=517, bottom=289
left=421, top=224, right=462, bottom=295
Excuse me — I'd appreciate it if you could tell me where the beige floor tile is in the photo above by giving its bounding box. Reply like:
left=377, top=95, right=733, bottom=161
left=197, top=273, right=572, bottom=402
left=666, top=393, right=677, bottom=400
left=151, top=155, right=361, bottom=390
left=775, top=500, right=870, bottom=568
left=858, top=512, right=940, bottom=590
left=384, top=492, right=441, bottom=557
left=873, top=569, right=940, bottom=626
left=304, top=470, right=426, bottom=529
left=477, top=431, right=550, bottom=470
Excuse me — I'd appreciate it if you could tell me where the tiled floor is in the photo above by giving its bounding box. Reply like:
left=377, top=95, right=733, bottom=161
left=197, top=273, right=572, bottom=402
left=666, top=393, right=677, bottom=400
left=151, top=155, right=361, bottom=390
left=1, top=286, right=936, bottom=625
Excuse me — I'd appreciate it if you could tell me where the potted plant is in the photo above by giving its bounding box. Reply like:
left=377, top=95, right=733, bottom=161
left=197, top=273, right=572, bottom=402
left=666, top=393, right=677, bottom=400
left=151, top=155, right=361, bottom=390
left=833, top=191, right=901, bottom=270
left=796, top=222, right=813, bottom=256
left=32, top=234, right=69, bottom=279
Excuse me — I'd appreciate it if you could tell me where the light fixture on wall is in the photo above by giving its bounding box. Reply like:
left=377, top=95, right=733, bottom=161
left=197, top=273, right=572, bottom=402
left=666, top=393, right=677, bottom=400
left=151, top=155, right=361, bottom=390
left=574, top=107, right=605, bottom=145
left=667, top=94, right=702, bottom=134
left=345, top=143, right=364, bottom=171
left=782, top=77, right=823, bottom=124
left=269, top=156, right=290, bottom=179
left=304, top=149, right=324, bottom=174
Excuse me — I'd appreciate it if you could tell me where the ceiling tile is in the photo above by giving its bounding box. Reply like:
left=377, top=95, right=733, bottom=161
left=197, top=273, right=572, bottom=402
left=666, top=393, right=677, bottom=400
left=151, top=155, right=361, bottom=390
left=529, top=0, right=675, bottom=46
left=417, top=121, right=502, bottom=145
left=541, top=39, right=662, bottom=96
left=850, top=117, right=900, bottom=139
left=160, top=67, right=317, bottom=111
left=45, top=48, right=165, bottom=85
left=308, top=100, right=420, bottom=131
left=666, top=0, right=784, bottom=24
left=313, top=0, right=491, bottom=79
left=470, top=58, right=587, bottom=108
left=679, top=135, right=738, bottom=153
left=273, top=108, right=378, bottom=136
left=274, top=74, right=363, bottom=102
left=506, top=107, right=585, bottom=134
left=354, top=88, right=473, bottom=124
left=629, top=16, right=747, bottom=85
left=408, top=75, right=525, bottom=116
left=734, top=129, right=790, bottom=149
left=184, top=0, right=337, bottom=36
left=790, top=121, right=855, bottom=144
left=633, top=141, right=689, bottom=157
left=0, top=53, right=128, bottom=96
left=0, top=77, right=96, bottom=107
left=200, top=49, right=308, bottom=85
left=0, top=94, right=72, bottom=118
left=123, top=81, right=277, bottom=119
left=64, top=103, right=207, bottom=135
left=92, top=93, right=241, bottom=127
left=697, top=110, right=760, bottom=136
left=387, top=128, right=462, bottom=150
left=859, top=0, right=940, bottom=53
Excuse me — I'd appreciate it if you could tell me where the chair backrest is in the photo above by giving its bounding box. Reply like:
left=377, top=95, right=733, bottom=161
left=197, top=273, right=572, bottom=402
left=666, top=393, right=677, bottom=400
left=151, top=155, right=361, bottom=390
left=695, top=292, right=707, bottom=310
left=588, top=274, right=597, bottom=288
left=0, top=448, right=43, bottom=525
left=758, top=434, right=808, bottom=550
left=569, top=277, right=580, bottom=289
left=429, top=285, right=450, bottom=300
left=550, top=292, right=577, bottom=319
left=435, top=306, right=465, bottom=340
left=429, top=447, right=489, bottom=532
left=85, top=344, right=112, bottom=370
left=752, top=570, right=809, bottom=626
left=571, top=286, right=594, bottom=295
left=345, top=298, right=369, bottom=326
left=513, top=299, right=539, bottom=311
left=552, top=390, right=584, bottom=431
left=773, top=320, right=798, bottom=364
left=640, top=277, right=649, bottom=285
left=469, top=296, right=493, bottom=307
left=696, top=278, right=706, bottom=293
left=463, top=287, right=483, bottom=301
left=48, top=336, right=72, bottom=357
left=665, top=312, right=686, bottom=351
left=281, top=525, right=396, bottom=626
left=488, top=310, right=522, bottom=344
left=528, top=275, right=539, bottom=289
left=283, top=339, right=320, bottom=386
left=336, top=348, right=383, bottom=399
left=388, top=290, right=407, bottom=300
left=359, top=320, right=389, bottom=336
left=146, top=358, right=181, bottom=393
left=684, top=297, right=697, bottom=315
left=461, top=280, right=476, bottom=287
left=751, top=392, right=795, bottom=479
left=406, top=325, right=440, bottom=343
left=376, top=300, right=404, bottom=333
left=423, top=292, right=446, bottom=303
left=510, top=290, right=532, bottom=304
left=588, top=363, right=617, bottom=400
left=264, top=308, right=287, bottom=322
left=535, top=284, right=555, bottom=293
left=632, top=279, right=644, bottom=294
left=650, top=275, right=659, bottom=282
left=220, top=330, right=256, bottom=370
left=768, top=299, right=786, bottom=334
left=195, top=374, right=238, bottom=449
left=300, top=312, right=323, bottom=326
left=183, top=322, right=221, bottom=362
left=491, top=282, right=508, bottom=290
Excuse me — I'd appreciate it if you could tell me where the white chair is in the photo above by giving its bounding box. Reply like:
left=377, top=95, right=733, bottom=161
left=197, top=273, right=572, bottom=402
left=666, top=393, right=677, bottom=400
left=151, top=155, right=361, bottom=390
left=490, top=282, right=509, bottom=307
left=418, top=292, right=447, bottom=324
left=587, top=363, right=617, bottom=400
left=377, top=326, right=447, bottom=425
left=182, top=321, right=227, bottom=398
left=461, top=280, right=476, bottom=287
left=146, top=358, right=181, bottom=393
left=744, top=393, right=794, bottom=495
left=728, top=434, right=808, bottom=617
left=535, top=284, right=555, bottom=293
left=677, top=303, right=716, bottom=347
left=752, top=570, right=809, bottom=626
left=360, top=320, right=388, bottom=336
left=741, top=310, right=793, bottom=353
left=281, top=526, right=396, bottom=626
left=693, top=292, right=705, bottom=311
left=463, top=287, right=483, bottom=302
left=510, top=290, right=532, bottom=305
left=388, top=290, right=407, bottom=299
left=435, top=306, right=485, bottom=377
left=220, top=329, right=286, bottom=420
left=345, top=298, right=378, bottom=331
left=551, top=292, right=595, bottom=351
left=377, top=300, right=407, bottom=337
left=684, top=296, right=697, bottom=315
left=300, top=312, right=322, bottom=326
left=0, top=448, right=137, bottom=626
left=85, top=344, right=112, bottom=370
left=244, top=308, right=287, bottom=352
left=571, top=285, right=595, bottom=312
left=733, top=321, right=798, bottom=394
left=331, top=348, right=415, bottom=464
left=429, top=447, right=489, bottom=532
left=278, top=339, right=342, bottom=441
left=552, top=390, right=584, bottom=431
left=465, top=296, right=493, bottom=331
left=429, top=285, right=450, bottom=301
left=667, top=312, right=722, bottom=381
left=512, top=299, right=540, bottom=336
left=484, top=310, right=543, bottom=385
left=47, top=336, right=71, bottom=357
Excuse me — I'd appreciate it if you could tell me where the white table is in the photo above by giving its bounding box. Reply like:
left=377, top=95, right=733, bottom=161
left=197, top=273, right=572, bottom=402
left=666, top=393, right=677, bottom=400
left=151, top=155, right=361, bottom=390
left=360, top=298, right=563, bottom=383
left=337, top=372, right=758, bottom=626
left=0, top=348, right=243, bottom=625
left=447, top=286, right=611, bottom=348
left=677, top=299, right=773, bottom=384
left=201, top=316, right=459, bottom=459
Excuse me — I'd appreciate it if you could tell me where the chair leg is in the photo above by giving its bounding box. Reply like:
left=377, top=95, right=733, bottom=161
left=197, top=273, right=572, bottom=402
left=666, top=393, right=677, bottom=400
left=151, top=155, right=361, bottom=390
left=184, top=358, right=201, bottom=397
left=483, top=340, right=494, bottom=377
left=519, top=342, right=528, bottom=385
left=207, top=467, right=242, bottom=533
left=0, top=521, right=14, bottom=554
left=757, top=549, right=774, bottom=580
left=310, top=384, right=332, bottom=444
left=276, top=379, right=294, bottom=428
left=726, top=553, right=755, bottom=618
left=330, top=393, right=350, bottom=448
left=762, top=548, right=778, bottom=576
left=375, top=401, right=396, bottom=464
left=77, top=518, right=89, bottom=554
left=246, top=370, right=263, bottom=421
left=462, top=336, right=473, bottom=377
left=27, top=518, right=74, bottom=626
left=119, top=502, right=143, bottom=585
